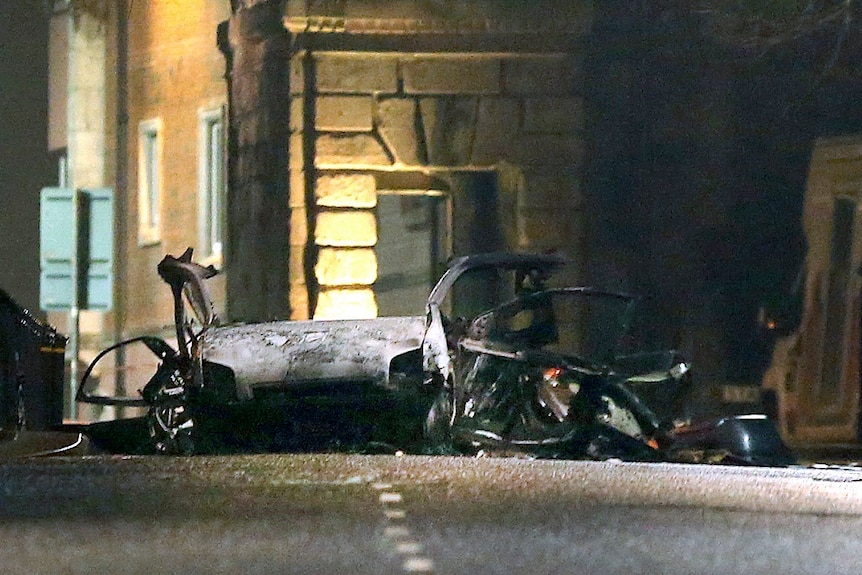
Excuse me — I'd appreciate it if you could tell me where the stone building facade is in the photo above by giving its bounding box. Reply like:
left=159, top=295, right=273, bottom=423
left=223, top=0, right=592, bottom=321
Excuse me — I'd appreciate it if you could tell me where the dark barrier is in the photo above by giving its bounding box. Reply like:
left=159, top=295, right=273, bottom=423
left=0, top=290, right=67, bottom=431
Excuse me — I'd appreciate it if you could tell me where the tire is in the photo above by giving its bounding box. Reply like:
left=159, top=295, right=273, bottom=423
left=148, top=404, right=196, bottom=455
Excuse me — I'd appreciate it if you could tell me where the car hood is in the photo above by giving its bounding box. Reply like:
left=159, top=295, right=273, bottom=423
left=200, top=316, right=425, bottom=400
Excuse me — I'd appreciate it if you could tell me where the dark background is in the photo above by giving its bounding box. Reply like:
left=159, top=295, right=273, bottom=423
left=584, top=2, right=862, bottom=388
left=0, top=1, right=51, bottom=314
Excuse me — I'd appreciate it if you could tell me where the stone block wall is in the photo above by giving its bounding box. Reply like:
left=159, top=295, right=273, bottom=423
left=289, top=48, right=587, bottom=319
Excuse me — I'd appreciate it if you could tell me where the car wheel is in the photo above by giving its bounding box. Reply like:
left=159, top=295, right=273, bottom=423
left=148, top=403, right=196, bottom=455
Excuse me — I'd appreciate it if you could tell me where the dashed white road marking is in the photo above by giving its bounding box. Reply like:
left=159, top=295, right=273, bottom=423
left=379, top=492, right=404, bottom=504
left=396, top=541, right=424, bottom=554
left=384, top=526, right=411, bottom=538
left=385, top=509, right=407, bottom=520
left=373, top=481, right=436, bottom=574
left=403, top=557, right=435, bottom=572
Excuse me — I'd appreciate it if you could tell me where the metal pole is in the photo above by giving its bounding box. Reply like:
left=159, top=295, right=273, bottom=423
left=66, top=8, right=79, bottom=421
left=58, top=156, right=67, bottom=189
left=68, top=192, right=80, bottom=421
left=58, top=156, right=79, bottom=420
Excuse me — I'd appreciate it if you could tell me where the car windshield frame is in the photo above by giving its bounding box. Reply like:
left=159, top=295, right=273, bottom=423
left=469, top=287, right=640, bottom=364
left=427, top=252, right=569, bottom=309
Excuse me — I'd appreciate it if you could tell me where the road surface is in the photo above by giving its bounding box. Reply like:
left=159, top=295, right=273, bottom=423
left=1, top=452, right=862, bottom=574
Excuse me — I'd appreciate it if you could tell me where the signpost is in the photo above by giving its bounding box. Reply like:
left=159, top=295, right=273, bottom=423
left=39, top=187, right=113, bottom=419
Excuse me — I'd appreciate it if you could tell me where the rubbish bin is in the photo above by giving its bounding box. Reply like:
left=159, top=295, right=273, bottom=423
left=0, top=289, right=67, bottom=431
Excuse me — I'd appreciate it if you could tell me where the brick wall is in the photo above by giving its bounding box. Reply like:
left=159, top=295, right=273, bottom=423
left=122, top=0, right=230, bottom=334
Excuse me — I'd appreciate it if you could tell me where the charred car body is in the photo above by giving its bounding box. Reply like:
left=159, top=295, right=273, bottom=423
left=78, top=249, right=794, bottom=465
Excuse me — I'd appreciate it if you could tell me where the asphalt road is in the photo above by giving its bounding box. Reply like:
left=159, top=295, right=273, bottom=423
left=2, top=452, right=862, bottom=575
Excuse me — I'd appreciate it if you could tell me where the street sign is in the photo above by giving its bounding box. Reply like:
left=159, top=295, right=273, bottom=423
left=39, top=187, right=114, bottom=311
left=83, top=188, right=114, bottom=310
left=39, top=188, right=76, bottom=311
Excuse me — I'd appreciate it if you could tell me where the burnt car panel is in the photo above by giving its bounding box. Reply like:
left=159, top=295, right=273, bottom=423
left=201, top=316, right=425, bottom=400
left=423, top=252, right=571, bottom=383
left=435, top=287, right=681, bottom=459
left=77, top=249, right=795, bottom=465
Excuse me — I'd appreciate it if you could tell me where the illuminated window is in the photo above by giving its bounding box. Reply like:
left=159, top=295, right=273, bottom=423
left=137, top=118, right=162, bottom=246
left=198, top=107, right=226, bottom=265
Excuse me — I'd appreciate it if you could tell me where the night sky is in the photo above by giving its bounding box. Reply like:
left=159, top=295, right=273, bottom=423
left=0, top=2, right=51, bottom=314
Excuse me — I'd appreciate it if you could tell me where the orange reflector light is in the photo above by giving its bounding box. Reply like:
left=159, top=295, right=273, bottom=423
left=543, top=367, right=563, bottom=379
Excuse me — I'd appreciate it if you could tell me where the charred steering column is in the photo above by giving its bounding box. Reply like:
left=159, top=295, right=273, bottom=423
left=144, top=249, right=218, bottom=453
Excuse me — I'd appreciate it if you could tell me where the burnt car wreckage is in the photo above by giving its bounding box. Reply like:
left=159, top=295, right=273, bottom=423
left=78, top=249, right=795, bottom=465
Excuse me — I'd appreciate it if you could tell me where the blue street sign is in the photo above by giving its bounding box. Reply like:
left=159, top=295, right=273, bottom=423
left=39, top=187, right=114, bottom=311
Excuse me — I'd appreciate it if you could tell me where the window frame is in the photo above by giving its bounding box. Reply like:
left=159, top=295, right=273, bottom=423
left=197, top=106, right=227, bottom=267
left=137, top=118, right=163, bottom=246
